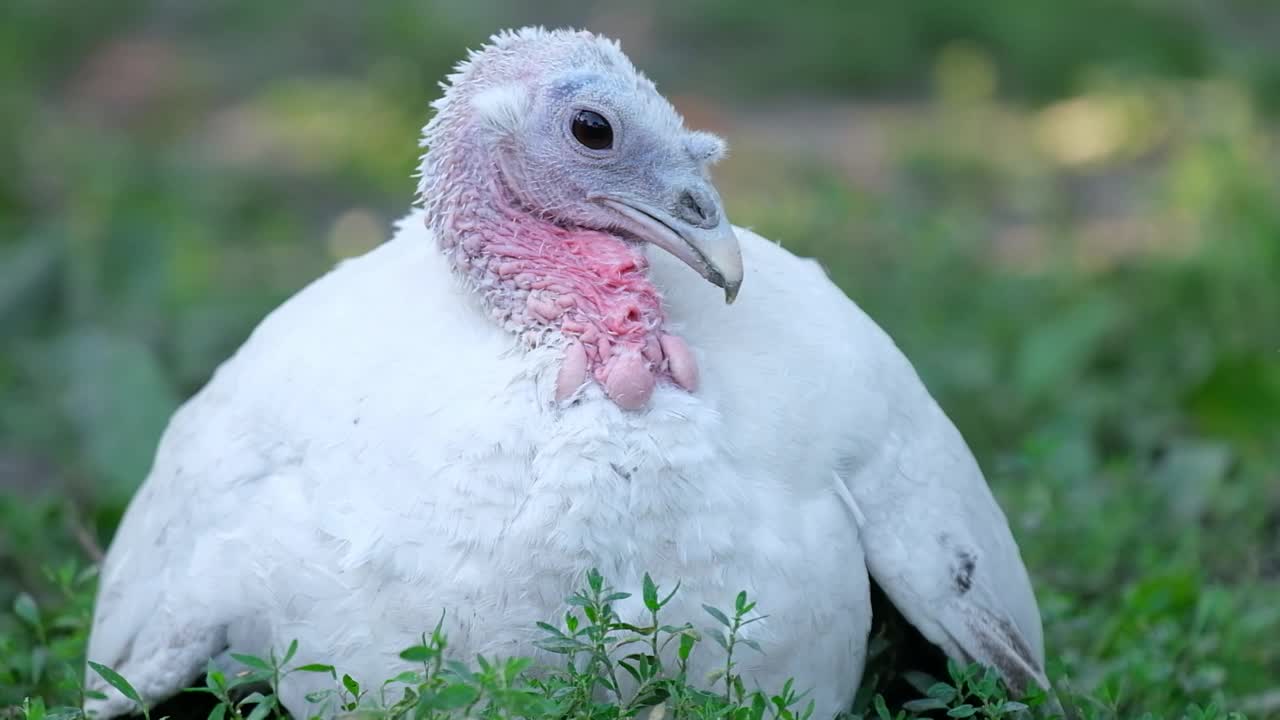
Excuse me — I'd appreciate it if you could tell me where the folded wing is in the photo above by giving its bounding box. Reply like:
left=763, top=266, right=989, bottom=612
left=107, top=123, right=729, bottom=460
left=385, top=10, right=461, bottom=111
left=839, top=363, right=1048, bottom=695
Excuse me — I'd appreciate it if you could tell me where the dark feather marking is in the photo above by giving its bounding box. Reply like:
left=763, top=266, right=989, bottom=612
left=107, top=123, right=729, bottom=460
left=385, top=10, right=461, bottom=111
left=937, top=532, right=977, bottom=596
left=969, top=610, right=1042, bottom=695
left=997, top=613, right=1038, bottom=671
left=977, top=632, right=1032, bottom=695
left=952, top=548, right=976, bottom=595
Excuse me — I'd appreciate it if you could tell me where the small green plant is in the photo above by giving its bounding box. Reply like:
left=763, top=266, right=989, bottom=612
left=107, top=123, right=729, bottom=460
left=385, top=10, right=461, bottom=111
left=532, top=569, right=813, bottom=720
left=182, top=638, right=339, bottom=720
left=875, top=661, right=1030, bottom=719
left=2, top=570, right=1263, bottom=719
left=21, top=571, right=829, bottom=720
left=84, top=663, right=145, bottom=720
left=2, top=561, right=97, bottom=713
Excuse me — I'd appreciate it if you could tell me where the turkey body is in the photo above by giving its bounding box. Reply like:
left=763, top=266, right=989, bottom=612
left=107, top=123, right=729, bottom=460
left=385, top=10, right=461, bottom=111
left=87, top=23, right=1053, bottom=718
left=89, top=212, right=900, bottom=717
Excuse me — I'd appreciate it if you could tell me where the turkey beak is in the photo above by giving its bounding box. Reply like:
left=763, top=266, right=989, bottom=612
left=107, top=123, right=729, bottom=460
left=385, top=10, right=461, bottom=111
left=595, top=193, right=744, bottom=304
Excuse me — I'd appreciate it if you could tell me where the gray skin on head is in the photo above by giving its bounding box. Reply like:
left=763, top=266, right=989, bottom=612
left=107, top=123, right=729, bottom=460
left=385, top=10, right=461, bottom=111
left=422, top=27, right=743, bottom=302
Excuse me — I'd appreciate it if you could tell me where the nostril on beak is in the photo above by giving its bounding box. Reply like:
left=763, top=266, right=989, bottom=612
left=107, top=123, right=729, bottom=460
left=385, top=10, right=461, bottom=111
left=679, top=192, right=704, bottom=221
left=677, top=189, right=718, bottom=229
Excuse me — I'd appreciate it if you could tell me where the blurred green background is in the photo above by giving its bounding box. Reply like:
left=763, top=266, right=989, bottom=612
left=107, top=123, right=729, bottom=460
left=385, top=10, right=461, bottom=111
left=2, top=1, right=1278, bottom=717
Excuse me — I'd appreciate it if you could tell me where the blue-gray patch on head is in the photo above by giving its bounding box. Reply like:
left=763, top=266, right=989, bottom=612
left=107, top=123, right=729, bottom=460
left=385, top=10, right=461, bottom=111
left=549, top=72, right=605, bottom=100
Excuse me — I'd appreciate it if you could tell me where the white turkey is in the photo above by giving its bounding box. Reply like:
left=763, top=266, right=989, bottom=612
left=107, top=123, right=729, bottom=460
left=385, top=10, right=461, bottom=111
left=85, top=27, right=1048, bottom=719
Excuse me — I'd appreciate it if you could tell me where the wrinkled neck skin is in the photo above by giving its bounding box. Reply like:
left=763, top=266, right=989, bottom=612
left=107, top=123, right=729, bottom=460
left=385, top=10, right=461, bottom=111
left=419, top=119, right=697, bottom=411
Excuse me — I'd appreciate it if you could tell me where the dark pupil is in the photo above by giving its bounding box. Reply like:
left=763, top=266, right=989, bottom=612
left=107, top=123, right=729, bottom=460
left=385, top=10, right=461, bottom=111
left=571, top=110, right=613, bottom=150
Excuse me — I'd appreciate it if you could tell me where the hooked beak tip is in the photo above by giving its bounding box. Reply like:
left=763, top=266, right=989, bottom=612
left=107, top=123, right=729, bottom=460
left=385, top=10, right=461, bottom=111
left=705, top=224, right=744, bottom=304
left=723, top=278, right=741, bottom=304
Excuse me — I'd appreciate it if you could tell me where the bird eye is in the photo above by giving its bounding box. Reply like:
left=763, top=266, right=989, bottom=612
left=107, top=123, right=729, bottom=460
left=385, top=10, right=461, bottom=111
left=571, top=110, right=613, bottom=150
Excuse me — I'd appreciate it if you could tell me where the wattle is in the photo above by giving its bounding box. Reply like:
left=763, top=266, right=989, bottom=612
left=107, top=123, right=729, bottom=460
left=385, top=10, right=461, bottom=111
left=454, top=218, right=698, bottom=409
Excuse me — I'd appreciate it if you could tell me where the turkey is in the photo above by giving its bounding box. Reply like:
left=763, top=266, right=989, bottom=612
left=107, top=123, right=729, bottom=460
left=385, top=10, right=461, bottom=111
left=85, top=27, right=1048, bottom=719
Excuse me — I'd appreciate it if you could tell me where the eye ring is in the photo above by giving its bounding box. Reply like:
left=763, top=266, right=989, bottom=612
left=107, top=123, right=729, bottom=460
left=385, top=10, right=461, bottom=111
left=570, top=109, right=613, bottom=150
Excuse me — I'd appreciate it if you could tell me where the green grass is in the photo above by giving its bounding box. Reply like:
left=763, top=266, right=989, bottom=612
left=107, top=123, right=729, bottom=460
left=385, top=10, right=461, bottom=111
left=2, top=3, right=1279, bottom=719
left=0, top=569, right=1258, bottom=719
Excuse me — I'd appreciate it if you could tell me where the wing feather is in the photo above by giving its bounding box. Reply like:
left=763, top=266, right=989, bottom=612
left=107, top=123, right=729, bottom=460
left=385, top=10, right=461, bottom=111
left=842, top=364, right=1048, bottom=695
left=85, top=395, right=244, bottom=716
left=85, top=213, right=451, bottom=717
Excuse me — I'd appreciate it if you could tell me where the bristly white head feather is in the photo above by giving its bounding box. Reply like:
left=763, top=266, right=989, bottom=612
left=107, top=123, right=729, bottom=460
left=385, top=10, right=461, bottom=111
left=469, top=84, right=529, bottom=134
left=685, top=130, right=727, bottom=164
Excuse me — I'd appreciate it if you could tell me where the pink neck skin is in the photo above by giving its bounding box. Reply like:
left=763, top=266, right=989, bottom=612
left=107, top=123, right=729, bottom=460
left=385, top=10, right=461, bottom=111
left=426, top=173, right=698, bottom=411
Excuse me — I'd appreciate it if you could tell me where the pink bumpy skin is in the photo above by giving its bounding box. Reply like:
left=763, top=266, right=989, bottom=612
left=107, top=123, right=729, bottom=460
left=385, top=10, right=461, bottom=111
left=416, top=29, right=721, bottom=410
left=475, top=211, right=697, bottom=410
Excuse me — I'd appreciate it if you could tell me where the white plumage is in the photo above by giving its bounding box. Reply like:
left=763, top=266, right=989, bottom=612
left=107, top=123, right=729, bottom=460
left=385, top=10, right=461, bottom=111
left=85, top=28, right=1046, bottom=720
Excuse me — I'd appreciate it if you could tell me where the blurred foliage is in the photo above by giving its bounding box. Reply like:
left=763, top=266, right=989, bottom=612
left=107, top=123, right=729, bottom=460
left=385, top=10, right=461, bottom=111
left=2, top=1, right=1279, bottom=717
